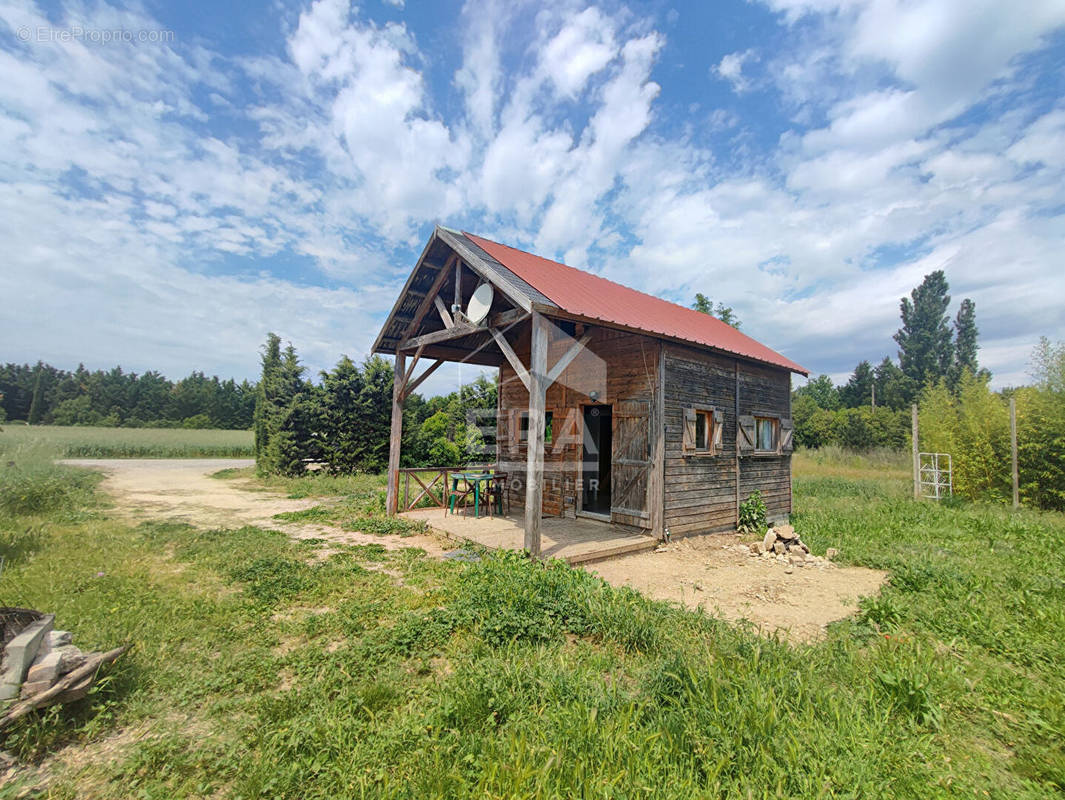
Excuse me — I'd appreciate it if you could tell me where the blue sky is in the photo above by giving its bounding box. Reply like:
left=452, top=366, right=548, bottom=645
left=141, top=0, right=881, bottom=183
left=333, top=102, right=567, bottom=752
left=2, top=0, right=1064, bottom=396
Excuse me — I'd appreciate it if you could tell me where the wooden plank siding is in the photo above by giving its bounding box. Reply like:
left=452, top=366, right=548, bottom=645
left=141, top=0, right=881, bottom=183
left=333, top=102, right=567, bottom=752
left=662, top=344, right=793, bottom=537
left=498, top=322, right=662, bottom=530
left=736, top=358, right=793, bottom=522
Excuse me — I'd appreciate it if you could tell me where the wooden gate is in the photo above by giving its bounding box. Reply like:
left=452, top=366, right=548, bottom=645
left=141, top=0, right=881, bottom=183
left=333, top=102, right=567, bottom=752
left=611, top=399, right=652, bottom=528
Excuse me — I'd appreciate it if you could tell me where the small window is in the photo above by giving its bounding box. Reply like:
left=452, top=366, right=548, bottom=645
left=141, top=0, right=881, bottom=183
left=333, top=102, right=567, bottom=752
left=683, top=406, right=722, bottom=454
left=518, top=411, right=553, bottom=444
left=694, top=410, right=712, bottom=452
left=755, top=416, right=778, bottom=452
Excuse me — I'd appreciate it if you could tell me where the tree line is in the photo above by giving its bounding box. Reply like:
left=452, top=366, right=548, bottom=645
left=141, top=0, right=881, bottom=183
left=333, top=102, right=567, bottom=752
left=790, top=270, right=982, bottom=450
left=0, top=362, right=256, bottom=429
left=253, top=333, right=495, bottom=476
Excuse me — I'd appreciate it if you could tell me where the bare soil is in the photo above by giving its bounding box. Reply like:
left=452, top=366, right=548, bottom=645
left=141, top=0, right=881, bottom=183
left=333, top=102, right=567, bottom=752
left=63, top=459, right=450, bottom=557
left=591, top=534, right=886, bottom=643
left=66, top=459, right=884, bottom=642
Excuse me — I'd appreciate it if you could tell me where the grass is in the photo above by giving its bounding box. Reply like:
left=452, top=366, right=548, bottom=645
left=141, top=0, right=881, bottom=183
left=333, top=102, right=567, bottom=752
left=1, top=446, right=1063, bottom=797
left=0, top=424, right=253, bottom=458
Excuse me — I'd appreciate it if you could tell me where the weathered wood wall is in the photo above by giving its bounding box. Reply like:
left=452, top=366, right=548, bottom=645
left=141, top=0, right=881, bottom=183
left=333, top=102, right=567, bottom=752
left=662, top=346, right=738, bottom=535
left=497, top=321, right=793, bottom=537
left=498, top=321, right=661, bottom=528
left=737, top=359, right=793, bottom=523
left=662, top=344, right=792, bottom=536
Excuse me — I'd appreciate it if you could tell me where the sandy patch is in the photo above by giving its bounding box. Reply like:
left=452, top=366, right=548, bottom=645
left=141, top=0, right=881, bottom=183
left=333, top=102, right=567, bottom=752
left=589, top=533, right=886, bottom=643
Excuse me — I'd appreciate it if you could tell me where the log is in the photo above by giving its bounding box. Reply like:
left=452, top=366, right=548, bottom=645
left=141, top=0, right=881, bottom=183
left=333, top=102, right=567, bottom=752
left=0, top=644, right=130, bottom=729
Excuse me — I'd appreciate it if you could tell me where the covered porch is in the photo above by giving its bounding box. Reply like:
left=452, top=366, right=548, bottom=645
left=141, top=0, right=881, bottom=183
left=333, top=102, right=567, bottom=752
left=401, top=507, right=657, bottom=565
left=374, top=225, right=659, bottom=559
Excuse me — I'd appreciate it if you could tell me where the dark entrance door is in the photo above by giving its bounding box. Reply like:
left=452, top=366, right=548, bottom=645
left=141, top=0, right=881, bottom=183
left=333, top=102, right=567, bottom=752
left=582, top=405, right=612, bottom=514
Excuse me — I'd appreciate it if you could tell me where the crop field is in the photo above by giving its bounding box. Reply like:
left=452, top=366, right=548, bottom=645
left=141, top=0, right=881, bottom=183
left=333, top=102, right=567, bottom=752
left=0, top=446, right=1063, bottom=797
left=0, top=423, right=253, bottom=458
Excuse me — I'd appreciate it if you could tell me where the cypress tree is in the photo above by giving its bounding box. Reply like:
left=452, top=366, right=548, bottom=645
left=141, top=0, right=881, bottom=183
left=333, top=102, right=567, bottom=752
left=254, top=333, right=282, bottom=471
left=949, top=298, right=980, bottom=390
left=894, top=271, right=954, bottom=394
left=27, top=362, right=45, bottom=425
left=840, top=360, right=874, bottom=408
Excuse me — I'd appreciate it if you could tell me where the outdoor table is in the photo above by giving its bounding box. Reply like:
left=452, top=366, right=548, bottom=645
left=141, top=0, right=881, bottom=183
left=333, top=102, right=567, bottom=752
left=449, top=471, right=494, bottom=517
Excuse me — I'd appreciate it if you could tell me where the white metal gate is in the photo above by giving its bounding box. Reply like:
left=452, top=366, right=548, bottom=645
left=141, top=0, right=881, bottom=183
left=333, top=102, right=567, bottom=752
left=919, top=452, right=953, bottom=500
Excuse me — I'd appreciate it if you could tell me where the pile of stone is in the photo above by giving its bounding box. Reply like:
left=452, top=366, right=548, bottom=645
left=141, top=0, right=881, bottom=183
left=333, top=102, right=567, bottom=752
left=0, top=609, right=128, bottom=727
left=743, top=524, right=838, bottom=573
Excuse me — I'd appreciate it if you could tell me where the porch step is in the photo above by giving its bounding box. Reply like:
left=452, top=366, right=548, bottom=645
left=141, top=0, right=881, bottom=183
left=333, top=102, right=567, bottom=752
left=564, top=537, right=659, bottom=566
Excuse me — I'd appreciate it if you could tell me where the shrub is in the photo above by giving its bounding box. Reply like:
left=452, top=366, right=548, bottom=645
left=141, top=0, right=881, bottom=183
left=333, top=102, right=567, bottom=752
left=737, top=491, right=767, bottom=534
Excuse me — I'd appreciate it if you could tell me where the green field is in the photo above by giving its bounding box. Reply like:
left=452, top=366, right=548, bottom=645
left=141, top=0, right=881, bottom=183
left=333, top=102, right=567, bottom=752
left=0, top=423, right=254, bottom=458
left=0, top=447, right=1063, bottom=797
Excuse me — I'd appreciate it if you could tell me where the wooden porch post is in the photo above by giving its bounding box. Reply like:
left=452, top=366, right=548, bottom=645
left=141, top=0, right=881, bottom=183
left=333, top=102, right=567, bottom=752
left=386, top=352, right=406, bottom=516
left=524, top=312, right=548, bottom=557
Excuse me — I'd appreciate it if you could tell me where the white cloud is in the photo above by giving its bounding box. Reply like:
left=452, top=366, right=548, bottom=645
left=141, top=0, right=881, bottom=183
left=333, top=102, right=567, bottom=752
left=1007, top=109, right=1065, bottom=168
left=0, top=0, right=1062, bottom=395
left=713, top=48, right=756, bottom=93
left=537, top=6, right=617, bottom=98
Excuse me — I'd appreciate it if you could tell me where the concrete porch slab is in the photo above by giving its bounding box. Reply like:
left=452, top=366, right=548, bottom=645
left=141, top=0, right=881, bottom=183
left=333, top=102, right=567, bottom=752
left=401, top=508, right=658, bottom=565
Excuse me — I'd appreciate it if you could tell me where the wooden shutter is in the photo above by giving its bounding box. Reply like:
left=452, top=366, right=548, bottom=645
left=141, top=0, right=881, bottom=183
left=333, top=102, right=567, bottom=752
left=612, top=400, right=652, bottom=528
left=682, top=407, right=697, bottom=452
left=712, top=408, right=724, bottom=452
left=738, top=415, right=755, bottom=454
left=780, top=418, right=794, bottom=453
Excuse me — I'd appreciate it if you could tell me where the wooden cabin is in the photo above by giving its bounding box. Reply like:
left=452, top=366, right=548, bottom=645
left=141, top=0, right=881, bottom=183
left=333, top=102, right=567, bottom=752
left=373, top=226, right=808, bottom=557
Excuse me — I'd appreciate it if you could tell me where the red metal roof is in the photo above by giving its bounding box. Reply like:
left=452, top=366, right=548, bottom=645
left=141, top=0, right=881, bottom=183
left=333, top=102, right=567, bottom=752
left=464, top=233, right=809, bottom=375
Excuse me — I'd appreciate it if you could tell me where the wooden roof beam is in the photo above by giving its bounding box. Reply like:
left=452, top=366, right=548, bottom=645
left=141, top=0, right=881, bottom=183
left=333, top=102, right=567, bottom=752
left=402, top=358, right=444, bottom=400
left=490, top=327, right=530, bottom=392
left=400, top=253, right=458, bottom=343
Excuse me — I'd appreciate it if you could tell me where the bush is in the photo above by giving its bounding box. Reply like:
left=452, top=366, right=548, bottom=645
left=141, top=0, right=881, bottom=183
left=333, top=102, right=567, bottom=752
left=920, top=375, right=1014, bottom=505
left=794, top=402, right=908, bottom=451
left=737, top=491, right=767, bottom=534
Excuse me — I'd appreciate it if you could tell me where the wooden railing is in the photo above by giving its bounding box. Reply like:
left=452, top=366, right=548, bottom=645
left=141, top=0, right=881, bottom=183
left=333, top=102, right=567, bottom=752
left=398, top=467, right=461, bottom=512
left=399, top=465, right=508, bottom=512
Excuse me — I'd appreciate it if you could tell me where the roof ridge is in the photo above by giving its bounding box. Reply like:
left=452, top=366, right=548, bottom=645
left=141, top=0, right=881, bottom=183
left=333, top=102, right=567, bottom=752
left=463, top=231, right=807, bottom=375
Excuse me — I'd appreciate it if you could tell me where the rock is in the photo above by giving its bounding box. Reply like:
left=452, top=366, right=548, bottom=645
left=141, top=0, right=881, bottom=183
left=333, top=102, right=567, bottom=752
left=47, top=631, right=73, bottom=648
left=26, top=650, right=63, bottom=684
left=750, top=541, right=763, bottom=555
left=0, top=615, right=54, bottom=700
left=805, top=553, right=819, bottom=563
left=799, top=542, right=810, bottom=554
left=784, top=564, right=794, bottom=574
left=762, top=529, right=777, bottom=551
left=761, top=551, right=771, bottom=559
left=54, top=645, right=87, bottom=675
left=825, top=548, right=839, bottom=560
left=773, top=542, right=787, bottom=555
left=789, top=554, right=805, bottom=565
left=774, top=524, right=797, bottom=541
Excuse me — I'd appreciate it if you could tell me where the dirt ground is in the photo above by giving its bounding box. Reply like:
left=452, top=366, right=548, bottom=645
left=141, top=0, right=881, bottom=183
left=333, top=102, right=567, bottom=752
left=591, top=536, right=886, bottom=643
left=67, top=459, right=884, bottom=642
left=63, top=458, right=451, bottom=557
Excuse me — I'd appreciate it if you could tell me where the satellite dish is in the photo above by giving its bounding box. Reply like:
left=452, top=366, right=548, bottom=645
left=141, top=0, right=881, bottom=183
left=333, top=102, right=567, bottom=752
left=466, top=283, right=494, bottom=325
